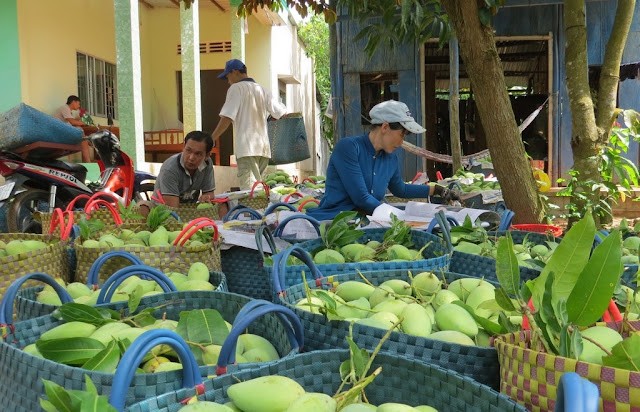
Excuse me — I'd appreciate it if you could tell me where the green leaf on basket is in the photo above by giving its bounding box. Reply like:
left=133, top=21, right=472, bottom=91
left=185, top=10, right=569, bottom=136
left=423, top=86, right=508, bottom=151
left=520, top=280, right=534, bottom=303
left=39, top=399, right=58, bottom=412
left=495, top=288, right=517, bottom=312
left=452, top=301, right=505, bottom=335
left=496, top=233, right=520, bottom=296
left=37, top=337, right=106, bottom=365
left=96, top=307, right=122, bottom=322
left=602, top=334, right=640, bottom=371
left=539, top=272, right=562, bottom=337
left=82, top=340, right=121, bottom=373
left=185, top=309, right=229, bottom=345
left=67, top=388, right=118, bottom=412
left=315, top=290, right=337, bottom=311
left=41, top=379, right=77, bottom=412
left=477, top=298, right=504, bottom=313
left=533, top=213, right=595, bottom=310
left=128, top=284, right=144, bottom=314
left=56, top=303, right=114, bottom=326
left=346, top=336, right=370, bottom=380
left=84, top=374, right=98, bottom=396
left=558, top=324, right=571, bottom=358
left=497, top=312, right=520, bottom=333
left=566, top=229, right=624, bottom=327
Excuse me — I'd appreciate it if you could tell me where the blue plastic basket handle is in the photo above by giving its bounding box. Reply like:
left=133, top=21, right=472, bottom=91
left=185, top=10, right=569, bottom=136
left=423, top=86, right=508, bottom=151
left=96, top=265, right=177, bottom=304
left=255, top=224, right=279, bottom=256
left=425, top=211, right=454, bottom=254
left=498, top=209, right=515, bottom=231
left=0, top=272, right=73, bottom=325
left=108, top=329, right=202, bottom=412
left=86, top=251, right=144, bottom=286
left=272, top=245, right=324, bottom=295
left=273, top=213, right=321, bottom=238
left=593, top=230, right=609, bottom=247
left=223, top=204, right=262, bottom=222
left=215, top=302, right=304, bottom=375
left=554, top=372, right=599, bottom=412
left=264, top=202, right=297, bottom=215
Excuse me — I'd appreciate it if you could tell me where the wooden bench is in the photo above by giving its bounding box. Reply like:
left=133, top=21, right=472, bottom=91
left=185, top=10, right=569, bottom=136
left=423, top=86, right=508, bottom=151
left=143, top=129, right=221, bottom=165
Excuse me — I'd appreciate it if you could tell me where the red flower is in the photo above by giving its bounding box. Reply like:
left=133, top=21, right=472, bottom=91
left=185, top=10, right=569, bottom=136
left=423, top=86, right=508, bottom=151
left=79, top=108, right=87, bottom=117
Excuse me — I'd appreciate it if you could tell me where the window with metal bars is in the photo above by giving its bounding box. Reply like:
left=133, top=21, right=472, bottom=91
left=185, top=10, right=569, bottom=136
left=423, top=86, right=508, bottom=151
left=76, top=52, right=118, bottom=119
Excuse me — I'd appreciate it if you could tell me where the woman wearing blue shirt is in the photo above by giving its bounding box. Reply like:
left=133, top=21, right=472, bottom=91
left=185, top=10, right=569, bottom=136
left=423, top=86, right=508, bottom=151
left=308, top=100, right=457, bottom=221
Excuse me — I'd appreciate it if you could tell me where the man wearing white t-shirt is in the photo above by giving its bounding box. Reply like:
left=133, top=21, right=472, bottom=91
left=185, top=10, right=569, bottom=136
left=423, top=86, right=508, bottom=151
left=211, top=59, right=287, bottom=190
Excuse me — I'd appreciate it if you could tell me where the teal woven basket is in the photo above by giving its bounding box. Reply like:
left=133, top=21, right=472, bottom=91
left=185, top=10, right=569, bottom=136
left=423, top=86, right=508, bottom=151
left=274, top=252, right=501, bottom=389
left=125, top=349, right=527, bottom=412
left=0, top=292, right=302, bottom=411
left=266, top=228, right=450, bottom=298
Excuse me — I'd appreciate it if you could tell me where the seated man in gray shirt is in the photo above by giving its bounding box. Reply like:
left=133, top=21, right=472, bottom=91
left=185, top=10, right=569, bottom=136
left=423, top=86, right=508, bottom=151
left=154, top=130, right=215, bottom=207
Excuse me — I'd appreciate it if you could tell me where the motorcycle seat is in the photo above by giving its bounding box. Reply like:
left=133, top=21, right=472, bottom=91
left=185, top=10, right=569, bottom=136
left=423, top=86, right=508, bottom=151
left=36, top=159, right=88, bottom=183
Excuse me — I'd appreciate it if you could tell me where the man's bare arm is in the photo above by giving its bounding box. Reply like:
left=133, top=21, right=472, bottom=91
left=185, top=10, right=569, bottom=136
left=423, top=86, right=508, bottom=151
left=211, top=116, right=232, bottom=147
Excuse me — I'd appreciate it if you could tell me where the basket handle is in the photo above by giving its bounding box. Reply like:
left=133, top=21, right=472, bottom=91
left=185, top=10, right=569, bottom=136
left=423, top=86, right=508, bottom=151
left=282, top=192, right=304, bottom=203
left=65, top=193, right=91, bottom=211
left=498, top=209, right=515, bottom=231
left=96, top=265, right=177, bottom=304
left=425, top=211, right=453, bottom=254
left=86, top=251, right=144, bottom=287
left=0, top=272, right=73, bottom=326
left=215, top=301, right=304, bottom=375
left=48, top=208, right=75, bottom=240
left=297, top=198, right=320, bottom=212
left=225, top=207, right=263, bottom=222
left=264, top=202, right=297, bottom=215
left=108, top=329, right=202, bottom=411
left=222, top=204, right=259, bottom=222
left=272, top=245, right=324, bottom=296
left=255, top=224, right=278, bottom=256
left=555, top=372, right=599, bottom=412
left=273, top=213, right=321, bottom=238
left=86, top=191, right=121, bottom=207
left=249, top=180, right=270, bottom=198
left=84, top=199, right=123, bottom=226
left=173, top=218, right=219, bottom=246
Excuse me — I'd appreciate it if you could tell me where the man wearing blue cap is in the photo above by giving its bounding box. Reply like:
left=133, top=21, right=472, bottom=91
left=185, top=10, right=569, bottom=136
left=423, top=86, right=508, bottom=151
left=211, top=59, right=287, bottom=189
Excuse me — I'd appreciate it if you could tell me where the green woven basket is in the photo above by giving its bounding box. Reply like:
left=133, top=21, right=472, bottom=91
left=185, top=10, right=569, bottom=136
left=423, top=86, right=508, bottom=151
left=0, top=291, right=301, bottom=411
left=167, top=203, right=220, bottom=222
left=0, top=234, right=69, bottom=296
left=277, top=266, right=501, bottom=388
left=126, top=349, right=527, bottom=412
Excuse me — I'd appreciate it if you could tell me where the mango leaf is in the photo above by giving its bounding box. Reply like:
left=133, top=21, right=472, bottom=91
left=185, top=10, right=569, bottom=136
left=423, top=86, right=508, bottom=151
left=566, top=230, right=624, bottom=326
left=477, top=298, right=504, bottom=313
left=41, top=379, right=77, bottom=412
left=128, top=284, right=144, bottom=314
left=495, top=234, right=520, bottom=295
left=346, top=336, right=370, bottom=380
left=67, top=389, right=118, bottom=412
left=452, top=301, right=505, bottom=335
left=185, top=309, right=229, bottom=345
left=558, top=324, right=581, bottom=359
left=56, top=303, right=113, bottom=326
left=558, top=324, right=571, bottom=358
left=539, top=272, right=562, bottom=336
left=494, top=288, right=516, bottom=312
left=96, top=307, right=122, bottom=321
left=532, top=213, right=595, bottom=309
left=84, top=375, right=97, bottom=396
left=532, top=309, right=558, bottom=354
left=82, top=340, right=121, bottom=373
left=39, top=399, right=58, bottom=412
left=602, top=334, right=640, bottom=371
left=520, top=280, right=534, bottom=303
left=131, top=310, right=157, bottom=328
left=175, top=311, right=190, bottom=340
left=497, top=312, right=520, bottom=333
left=36, top=338, right=106, bottom=365
left=571, top=328, right=583, bottom=360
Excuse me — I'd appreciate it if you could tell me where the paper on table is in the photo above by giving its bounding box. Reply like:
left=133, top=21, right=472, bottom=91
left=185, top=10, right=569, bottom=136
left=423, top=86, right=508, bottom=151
left=404, top=201, right=500, bottom=226
left=266, top=210, right=321, bottom=241
left=367, top=203, right=432, bottom=229
left=218, top=227, right=290, bottom=252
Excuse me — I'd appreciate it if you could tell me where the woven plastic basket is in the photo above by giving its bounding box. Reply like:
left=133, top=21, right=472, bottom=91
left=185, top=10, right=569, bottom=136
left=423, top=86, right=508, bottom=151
left=266, top=228, right=450, bottom=298
left=167, top=203, right=220, bottom=222
left=273, top=248, right=501, bottom=388
left=0, top=292, right=302, bottom=411
left=495, top=329, right=640, bottom=412
left=236, top=181, right=270, bottom=210
left=272, top=213, right=321, bottom=244
left=125, top=348, right=526, bottom=412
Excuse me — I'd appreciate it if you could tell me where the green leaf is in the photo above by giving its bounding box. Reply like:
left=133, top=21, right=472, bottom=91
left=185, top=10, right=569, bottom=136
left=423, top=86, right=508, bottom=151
left=494, top=288, right=516, bottom=312
left=84, top=375, right=98, bottom=396
left=478, top=7, right=492, bottom=26
left=315, top=290, right=337, bottom=311
left=81, top=340, right=121, bottom=373
left=495, top=234, right=520, bottom=295
left=539, top=272, right=562, bottom=337
left=558, top=324, right=571, bottom=358
left=497, top=312, right=520, bottom=333
left=42, top=379, right=76, bottom=412
left=185, top=309, right=229, bottom=345
left=452, top=301, right=505, bottom=335
left=37, top=338, right=106, bottom=365
left=346, top=336, right=369, bottom=380
left=39, top=399, right=58, bottom=412
left=79, top=393, right=118, bottom=412
left=520, top=280, right=534, bottom=303
left=533, top=213, right=595, bottom=309
left=571, top=328, right=583, bottom=360
left=602, top=334, right=640, bottom=371
left=335, top=230, right=366, bottom=248
left=128, top=284, right=144, bottom=314
left=566, top=230, right=623, bottom=326
left=57, top=303, right=113, bottom=326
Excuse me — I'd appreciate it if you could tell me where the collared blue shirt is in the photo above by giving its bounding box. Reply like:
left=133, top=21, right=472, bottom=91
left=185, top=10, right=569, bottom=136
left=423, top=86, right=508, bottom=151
left=307, top=134, right=430, bottom=220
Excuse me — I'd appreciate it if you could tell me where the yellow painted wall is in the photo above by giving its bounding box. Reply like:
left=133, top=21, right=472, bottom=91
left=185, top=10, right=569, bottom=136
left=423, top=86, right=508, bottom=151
left=245, top=19, right=272, bottom=89
left=17, top=0, right=116, bottom=123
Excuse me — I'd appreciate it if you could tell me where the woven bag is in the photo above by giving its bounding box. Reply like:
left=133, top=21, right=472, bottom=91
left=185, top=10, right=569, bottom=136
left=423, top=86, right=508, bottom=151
left=494, top=330, right=640, bottom=412
left=73, top=218, right=221, bottom=283
left=125, top=348, right=526, bottom=412
left=274, top=247, right=501, bottom=388
left=267, top=114, right=310, bottom=165
left=0, top=233, right=69, bottom=296
left=266, top=228, right=451, bottom=298
left=236, top=181, right=270, bottom=210
left=167, top=203, right=220, bottom=222
left=0, top=293, right=303, bottom=411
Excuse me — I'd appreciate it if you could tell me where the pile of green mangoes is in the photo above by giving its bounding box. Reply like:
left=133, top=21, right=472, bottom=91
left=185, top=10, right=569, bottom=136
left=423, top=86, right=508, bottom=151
left=295, top=272, right=522, bottom=347
left=0, top=239, right=49, bottom=258
left=36, top=262, right=219, bottom=306
left=80, top=225, right=214, bottom=249
left=25, top=308, right=281, bottom=373
left=313, top=241, right=426, bottom=265
left=264, top=170, right=293, bottom=186
left=446, top=171, right=500, bottom=194
left=301, top=175, right=326, bottom=190
left=179, top=375, right=438, bottom=411
left=622, top=236, right=640, bottom=265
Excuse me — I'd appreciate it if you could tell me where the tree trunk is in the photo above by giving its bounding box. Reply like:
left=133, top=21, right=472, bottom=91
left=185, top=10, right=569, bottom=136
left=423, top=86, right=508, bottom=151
left=441, top=0, right=543, bottom=223
left=564, top=0, right=635, bottom=225
left=449, top=36, right=462, bottom=172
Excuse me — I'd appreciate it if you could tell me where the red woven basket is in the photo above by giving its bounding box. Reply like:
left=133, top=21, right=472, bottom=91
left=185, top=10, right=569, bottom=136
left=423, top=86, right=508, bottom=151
left=511, top=224, right=563, bottom=238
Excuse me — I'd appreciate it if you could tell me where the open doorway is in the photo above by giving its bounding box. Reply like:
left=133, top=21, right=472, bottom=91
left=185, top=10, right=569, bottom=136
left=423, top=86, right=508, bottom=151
left=422, top=37, right=552, bottom=181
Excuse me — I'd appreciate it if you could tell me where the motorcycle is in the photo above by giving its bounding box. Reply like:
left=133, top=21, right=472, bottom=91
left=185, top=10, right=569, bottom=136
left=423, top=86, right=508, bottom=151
left=0, top=129, right=156, bottom=233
